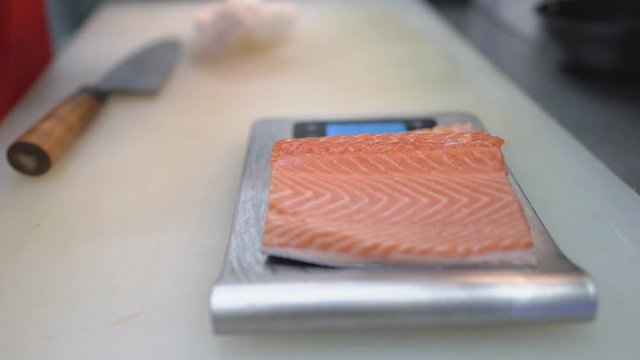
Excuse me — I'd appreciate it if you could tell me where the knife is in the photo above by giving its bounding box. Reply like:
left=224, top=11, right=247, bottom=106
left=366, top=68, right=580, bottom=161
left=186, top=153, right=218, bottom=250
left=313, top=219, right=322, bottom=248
left=7, top=38, right=181, bottom=176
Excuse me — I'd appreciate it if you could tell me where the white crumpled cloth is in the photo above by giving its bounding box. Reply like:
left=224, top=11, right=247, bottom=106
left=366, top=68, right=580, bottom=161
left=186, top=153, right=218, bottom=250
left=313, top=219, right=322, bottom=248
left=192, top=0, right=297, bottom=60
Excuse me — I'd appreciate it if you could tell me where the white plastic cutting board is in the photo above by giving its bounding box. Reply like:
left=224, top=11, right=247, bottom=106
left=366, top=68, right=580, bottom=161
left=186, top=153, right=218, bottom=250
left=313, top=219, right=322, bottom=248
left=1, top=1, right=639, bottom=359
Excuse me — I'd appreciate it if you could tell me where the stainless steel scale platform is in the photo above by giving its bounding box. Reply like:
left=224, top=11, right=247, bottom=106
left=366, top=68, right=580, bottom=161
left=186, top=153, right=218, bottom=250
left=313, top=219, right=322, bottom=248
left=210, top=112, right=597, bottom=334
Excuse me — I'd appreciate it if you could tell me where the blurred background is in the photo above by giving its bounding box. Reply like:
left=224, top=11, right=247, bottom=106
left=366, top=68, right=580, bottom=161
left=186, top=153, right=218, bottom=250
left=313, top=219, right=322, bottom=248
left=47, top=0, right=180, bottom=50
left=47, top=0, right=102, bottom=50
left=429, top=0, right=640, bottom=192
left=3, top=0, right=640, bottom=190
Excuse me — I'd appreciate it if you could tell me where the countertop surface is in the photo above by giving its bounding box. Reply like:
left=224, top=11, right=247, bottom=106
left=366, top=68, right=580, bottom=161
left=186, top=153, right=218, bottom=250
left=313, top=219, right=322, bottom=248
left=1, top=1, right=639, bottom=359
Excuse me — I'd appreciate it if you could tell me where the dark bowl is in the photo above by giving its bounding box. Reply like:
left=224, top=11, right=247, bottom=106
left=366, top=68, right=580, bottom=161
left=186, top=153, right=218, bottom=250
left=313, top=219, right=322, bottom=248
left=538, top=0, right=640, bottom=74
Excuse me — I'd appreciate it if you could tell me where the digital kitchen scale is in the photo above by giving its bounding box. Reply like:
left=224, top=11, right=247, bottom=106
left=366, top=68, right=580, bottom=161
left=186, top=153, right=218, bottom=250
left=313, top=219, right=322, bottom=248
left=210, top=112, right=597, bottom=334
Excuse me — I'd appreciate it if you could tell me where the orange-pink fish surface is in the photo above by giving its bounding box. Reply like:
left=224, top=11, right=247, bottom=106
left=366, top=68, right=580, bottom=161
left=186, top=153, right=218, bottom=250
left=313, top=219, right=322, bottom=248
left=261, top=128, right=533, bottom=266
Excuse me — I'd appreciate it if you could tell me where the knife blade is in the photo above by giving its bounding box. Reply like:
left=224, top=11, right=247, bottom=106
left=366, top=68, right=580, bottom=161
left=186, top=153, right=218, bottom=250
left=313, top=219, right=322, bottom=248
left=7, top=38, right=181, bottom=176
left=96, top=39, right=180, bottom=94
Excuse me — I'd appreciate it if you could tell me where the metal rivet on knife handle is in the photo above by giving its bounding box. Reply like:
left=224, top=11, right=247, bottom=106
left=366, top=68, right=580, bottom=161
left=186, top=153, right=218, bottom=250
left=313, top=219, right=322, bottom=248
left=7, top=88, right=107, bottom=176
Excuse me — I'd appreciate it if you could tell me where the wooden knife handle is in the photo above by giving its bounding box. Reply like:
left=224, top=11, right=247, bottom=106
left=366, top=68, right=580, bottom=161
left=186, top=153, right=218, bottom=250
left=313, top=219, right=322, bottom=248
left=7, top=87, right=108, bottom=176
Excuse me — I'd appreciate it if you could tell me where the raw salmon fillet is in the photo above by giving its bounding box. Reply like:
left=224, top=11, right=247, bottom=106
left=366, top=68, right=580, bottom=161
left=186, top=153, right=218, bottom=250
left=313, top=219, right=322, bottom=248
left=261, top=128, right=534, bottom=266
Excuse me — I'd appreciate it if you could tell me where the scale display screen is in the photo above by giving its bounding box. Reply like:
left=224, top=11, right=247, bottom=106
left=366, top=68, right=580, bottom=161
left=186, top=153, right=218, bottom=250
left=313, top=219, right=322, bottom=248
left=293, top=118, right=437, bottom=138
left=325, top=122, right=407, bottom=136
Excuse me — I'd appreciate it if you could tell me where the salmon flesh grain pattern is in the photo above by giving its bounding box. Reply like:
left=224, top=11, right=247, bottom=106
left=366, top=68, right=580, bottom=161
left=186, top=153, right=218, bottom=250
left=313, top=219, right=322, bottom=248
left=261, top=126, right=534, bottom=267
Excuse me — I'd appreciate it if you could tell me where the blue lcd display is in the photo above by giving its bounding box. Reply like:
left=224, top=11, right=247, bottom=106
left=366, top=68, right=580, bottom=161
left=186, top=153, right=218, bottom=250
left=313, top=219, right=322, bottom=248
left=325, top=122, right=407, bottom=136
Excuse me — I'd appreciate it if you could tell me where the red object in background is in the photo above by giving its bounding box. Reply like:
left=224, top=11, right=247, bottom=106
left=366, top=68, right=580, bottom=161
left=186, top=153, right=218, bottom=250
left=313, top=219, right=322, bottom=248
left=0, top=0, right=52, bottom=121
